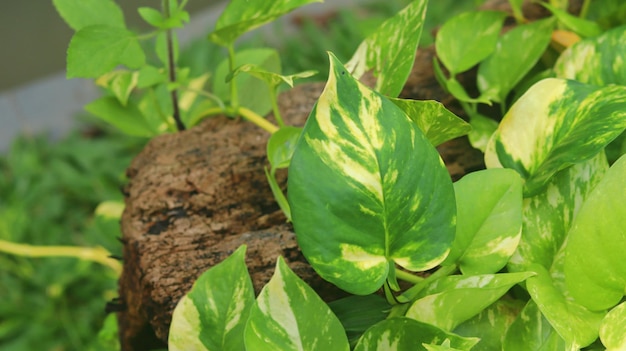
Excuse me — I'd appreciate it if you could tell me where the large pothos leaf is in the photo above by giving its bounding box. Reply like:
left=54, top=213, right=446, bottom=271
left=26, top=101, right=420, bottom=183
left=406, top=272, right=534, bottom=331
left=288, top=53, right=456, bottom=295
left=208, top=0, right=321, bottom=47
left=503, top=300, right=568, bottom=351
left=244, top=256, right=349, bottom=351
left=346, top=0, right=427, bottom=97
left=554, top=25, right=626, bottom=85
left=168, top=245, right=254, bottom=351
left=507, top=153, right=608, bottom=272
left=443, top=169, right=522, bottom=274
left=600, top=302, right=626, bottom=350
left=389, top=98, right=470, bottom=147
left=353, top=318, right=479, bottom=351
left=484, top=78, right=626, bottom=196
left=564, top=155, right=626, bottom=311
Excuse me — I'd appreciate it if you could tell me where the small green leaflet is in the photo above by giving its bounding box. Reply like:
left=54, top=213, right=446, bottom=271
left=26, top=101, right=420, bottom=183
left=95, top=70, right=139, bottom=106
left=85, top=97, right=156, bottom=137
left=502, top=300, right=568, bottom=351
left=52, top=0, right=125, bottom=31
left=485, top=78, right=626, bottom=197
left=208, top=0, right=321, bottom=47
left=346, top=0, right=428, bottom=97
left=168, top=245, right=255, bottom=351
left=288, top=53, right=455, bottom=295
left=564, top=155, right=626, bottom=311
left=443, top=169, right=522, bottom=275
left=354, top=318, right=479, bottom=351
left=600, top=302, right=626, bottom=350
left=244, top=256, right=349, bottom=351
left=540, top=2, right=602, bottom=38
left=265, top=126, right=303, bottom=221
left=467, top=113, right=498, bottom=153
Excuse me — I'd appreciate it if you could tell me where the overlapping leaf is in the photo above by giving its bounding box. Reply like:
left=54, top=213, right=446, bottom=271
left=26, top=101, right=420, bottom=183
left=485, top=78, right=626, bottom=196
left=503, top=300, right=568, bottom=351
left=600, top=302, right=626, bottom=350
left=288, top=53, right=456, bottom=295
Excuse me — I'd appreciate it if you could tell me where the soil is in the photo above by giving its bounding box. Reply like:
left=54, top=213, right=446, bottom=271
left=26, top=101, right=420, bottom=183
left=114, top=1, right=582, bottom=349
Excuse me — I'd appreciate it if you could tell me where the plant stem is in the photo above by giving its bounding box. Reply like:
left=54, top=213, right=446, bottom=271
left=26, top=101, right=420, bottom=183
left=0, top=240, right=122, bottom=275
left=164, top=0, right=185, bottom=131
left=268, top=88, right=286, bottom=127
left=580, top=0, right=591, bottom=19
left=395, top=269, right=424, bottom=284
left=238, top=107, right=279, bottom=133
left=228, top=44, right=239, bottom=110
left=399, top=264, right=458, bottom=302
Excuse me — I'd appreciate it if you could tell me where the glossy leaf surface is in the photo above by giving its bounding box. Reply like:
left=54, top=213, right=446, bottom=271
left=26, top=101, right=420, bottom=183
left=406, top=272, right=534, bottom=331
left=503, top=300, right=567, bottom=351
left=444, top=169, right=522, bottom=274
left=354, top=318, right=479, bottom=351
left=600, top=302, right=626, bottom=350
left=347, top=0, right=427, bottom=97
left=288, top=53, right=455, bottom=294
left=244, top=256, right=349, bottom=351
left=485, top=78, right=626, bottom=196
left=169, top=246, right=254, bottom=351
left=564, top=155, right=626, bottom=311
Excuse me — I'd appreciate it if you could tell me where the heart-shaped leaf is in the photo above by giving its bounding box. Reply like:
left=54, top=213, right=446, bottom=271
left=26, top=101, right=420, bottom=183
left=169, top=245, right=254, bottom=351
left=244, top=256, right=349, bottom=351
left=288, top=53, right=456, bottom=295
left=564, top=155, right=626, bottom=311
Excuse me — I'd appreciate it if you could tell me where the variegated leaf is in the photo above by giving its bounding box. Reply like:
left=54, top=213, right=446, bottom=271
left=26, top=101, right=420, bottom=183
left=288, top=53, right=456, bottom=295
left=354, top=318, right=479, bottom=351
left=526, top=264, right=604, bottom=348
left=600, top=302, right=626, bottom=350
left=244, top=256, right=349, bottom=351
left=564, top=155, right=626, bottom=311
left=346, top=0, right=427, bottom=97
left=443, top=169, right=523, bottom=275
left=168, top=245, right=254, bottom=351
left=554, top=25, right=626, bottom=85
left=406, top=272, right=534, bottom=331
left=389, top=98, right=470, bottom=147
left=208, top=0, right=321, bottom=47
left=507, top=153, right=608, bottom=272
left=484, top=78, right=626, bottom=196
left=503, top=300, right=569, bottom=351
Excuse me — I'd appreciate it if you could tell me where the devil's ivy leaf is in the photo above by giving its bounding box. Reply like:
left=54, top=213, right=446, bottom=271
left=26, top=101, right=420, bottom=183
left=53, top=0, right=125, bottom=31
left=564, top=155, right=626, bottom=311
left=85, top=97, right=155, bottom=137
left=354, top=318, right=479, bottom=351
left=138, top=6, right=189, bottom=29
left=328, top=295, right=390, bottom=346
left=478, top=18, right=554, bottom=104
left=443, top=169, right=522, bottom=275
left=600, top=302, right=626, bottom=350
left=389, top=98, right=470, bottom=147
left=406, top=272, right=534, bottom=331
left=346, top=0, right=428, bottom=97
left=228, top=64, right=316, bottom=90
left=244, top=256, right=349, bottom=351
left=169, top=245, right=254, bottom=351
left=503, top=300, right=568, bottom=351
left=209, top=0, right=321, bottom=47
left=95, top=70, right=138, bottom=106
left=541, top=2, right=602, bottom=38
left=267, top=127, right=302, bottom=170
left=67, top=25, right=146, bottom=78
left=467, top=113, right=498, bottom=153
left=435, top=11, right=506, bottom=75
left=288, top=53, right=455, bottom=295
left=484, top=78, right=626, bottom=197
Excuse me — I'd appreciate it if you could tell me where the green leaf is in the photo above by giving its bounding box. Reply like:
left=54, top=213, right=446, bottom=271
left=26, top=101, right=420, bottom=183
left=95, top=70, right=139, bottom=106
left=267, top=127, right=302, bottom=170
left=346, top=0, right=428, bottom=97
left=244, top=256, right=349, bottom=351
left=600, top=302, right=626, bottom=350
left=433, top=59, right=493, bottom=104
left=443, top=169, right=523, bottom=274
left=138, top=6, right=189, bottom=29
left=564, top=155, right=626, bottom=311
left=389, top=98, right=471, bottom=147
left=435, top=11, right=506, bottom=75
left=406, top=272, right=534, bottom=331
left=85, top=97, right=155, bottom=137
left=453, top=299, right=524, bottom=351
left=137, top=65, right=168, bottom=88
left=354, top=318, right=479, bottom=351
left=477, top=18, right=555, bottom=103
left=169, top=246, right=254, bottom=351
left=526, top=264, right=604, bottom=348
left=554, top=25, right=626, bottom=86
left=328, top=295, right=390, bottom=346
left=507, top=153, right=608, bottom=272
left=288, top=53, right=456, bottom=295
left=213, top=48, right=281, bottom=117
left=229, top=64, right=316, bottom=90
left=67, top=25, right=146, bottom=78
left=540, top=2, right=602, bottom=38
left=467, top=113, right=498, bottom=153
left=503, top=300, right=568, bottom=351
left=209, top=0, right=321, bottom=47
left=484, top=78, right=626, bottom=196
left=52, top=0, right=125, bottom=31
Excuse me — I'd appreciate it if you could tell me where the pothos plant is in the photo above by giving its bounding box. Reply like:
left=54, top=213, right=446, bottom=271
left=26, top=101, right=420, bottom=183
left=164, top=0, right=626, bottom=350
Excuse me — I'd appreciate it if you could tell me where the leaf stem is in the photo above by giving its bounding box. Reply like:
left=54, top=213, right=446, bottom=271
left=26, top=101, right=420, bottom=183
left=0, top=239, right=122, bottom=275
left=268, top=87, right=286, bottom=127
left=399, top=264, right=458, bottom=302
left=395, top=269, right=424, bottom=284
left=228, top=44, right=239, bottom=110
left=238, top=107, right=279, bottom=133
left=164, top=0, right=185, bottom=131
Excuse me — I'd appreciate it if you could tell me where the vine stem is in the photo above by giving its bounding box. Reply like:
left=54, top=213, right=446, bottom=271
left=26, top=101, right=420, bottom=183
left=164, top=0, right=185, bottom=131
left=0, top=239, right=122, bottom=275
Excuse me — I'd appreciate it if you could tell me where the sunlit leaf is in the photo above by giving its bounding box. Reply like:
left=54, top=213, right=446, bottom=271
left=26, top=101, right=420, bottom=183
left=600, top=302, right=626, bottom=350
left=288, top=53, right=455, bottom=295
left=244, top=256, right=349, bottom=351
left=95, top=70, right=138, bottom=106
left=229, top=64, right=316, bottom=89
